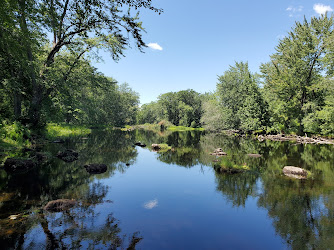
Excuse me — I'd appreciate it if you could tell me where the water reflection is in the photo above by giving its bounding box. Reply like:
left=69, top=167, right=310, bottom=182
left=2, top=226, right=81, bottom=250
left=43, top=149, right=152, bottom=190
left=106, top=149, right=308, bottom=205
left=0, top=129, right=333, bottom=248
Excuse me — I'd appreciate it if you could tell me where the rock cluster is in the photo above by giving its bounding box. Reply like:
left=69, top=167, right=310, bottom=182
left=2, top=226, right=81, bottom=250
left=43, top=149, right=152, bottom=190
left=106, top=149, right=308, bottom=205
left=210, top=148, right=227, bottom=156
left=258, top=134, right=334, bottom=145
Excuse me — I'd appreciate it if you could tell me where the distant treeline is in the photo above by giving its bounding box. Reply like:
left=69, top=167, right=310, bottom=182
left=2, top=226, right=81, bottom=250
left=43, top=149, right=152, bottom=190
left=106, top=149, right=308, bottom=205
left=138, top=15, right=334, bottom=136
left=0, top=1, right=333, bottom=136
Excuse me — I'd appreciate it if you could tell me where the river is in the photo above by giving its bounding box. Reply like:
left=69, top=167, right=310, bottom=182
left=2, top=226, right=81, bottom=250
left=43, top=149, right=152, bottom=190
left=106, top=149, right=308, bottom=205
left=0, top=129, right=333, bottom=249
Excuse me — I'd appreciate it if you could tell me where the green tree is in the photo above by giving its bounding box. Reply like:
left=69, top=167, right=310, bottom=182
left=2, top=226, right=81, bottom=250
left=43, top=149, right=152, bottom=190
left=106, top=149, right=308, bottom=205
left=1, top=0, right=162, bottom=126
left=216, top=61, right=268, bottom=131
left=261, top=15, right=334, bottom=134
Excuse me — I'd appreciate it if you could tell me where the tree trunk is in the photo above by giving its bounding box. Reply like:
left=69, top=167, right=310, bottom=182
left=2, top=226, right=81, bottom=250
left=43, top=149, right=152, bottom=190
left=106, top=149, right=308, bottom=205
left=18, top=0, right=41, bottom=126
left=13, top=91, right=22, bottom=119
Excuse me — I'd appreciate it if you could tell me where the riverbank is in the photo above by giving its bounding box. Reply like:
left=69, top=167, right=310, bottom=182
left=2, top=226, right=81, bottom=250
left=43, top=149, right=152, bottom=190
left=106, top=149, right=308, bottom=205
left=121, top=124, right=204, bottom=132
left=0, top=123, right=92, bottom=159
left=220, top=129, right=334, bottom=145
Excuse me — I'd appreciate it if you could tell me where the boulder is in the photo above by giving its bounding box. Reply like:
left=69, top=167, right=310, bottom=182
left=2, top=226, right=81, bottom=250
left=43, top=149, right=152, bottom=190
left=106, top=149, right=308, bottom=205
left=283, top=166, right=308, bottom=179
left=4, top=158, right=36, bottom=173
left=44, top=199, right=76, bottom=212
left=84, top=164, right=107, bottom=174
left=57, top=149, right=78, bottom=162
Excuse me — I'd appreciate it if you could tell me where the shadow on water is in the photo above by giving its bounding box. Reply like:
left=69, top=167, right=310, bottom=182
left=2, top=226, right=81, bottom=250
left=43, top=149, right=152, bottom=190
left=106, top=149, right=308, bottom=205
left=0, top=129, right=334, bottom=248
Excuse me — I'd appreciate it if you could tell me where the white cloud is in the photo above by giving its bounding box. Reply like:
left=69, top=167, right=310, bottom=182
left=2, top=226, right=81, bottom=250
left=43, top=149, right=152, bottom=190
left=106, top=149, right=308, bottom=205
left=286, top=5, right=304, bottom=17
left=143, top=199, right=158, bottom=209
left=313, top=4, right=333, bottom=15
left=147, top=43, right=163, bottom=51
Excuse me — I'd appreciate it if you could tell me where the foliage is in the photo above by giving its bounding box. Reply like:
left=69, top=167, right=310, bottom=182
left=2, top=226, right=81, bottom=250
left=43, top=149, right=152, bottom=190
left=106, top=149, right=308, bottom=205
left=0, top=121, right=31, bottom=148
left=200, top=92, right=225, bottom=132
left=0, top=0, right=162, bottom=126
left=45, top=123, right=91, bottom=139
left=261, top=15, right=334, bottom=134
left=216, top=62, right=269, bottom=131
left=138, top=89, right=203, bottom=127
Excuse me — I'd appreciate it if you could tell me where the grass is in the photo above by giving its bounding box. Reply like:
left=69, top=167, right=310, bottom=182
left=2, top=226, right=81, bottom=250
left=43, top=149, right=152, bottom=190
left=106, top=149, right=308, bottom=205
left=167, top=126, right=205, bottom=132
left=152, top=143, right=172, bottom=152
left=45, top=123, right=91, bottom=140
left=214, top=158, right=251, bottom=173
left=0, top=122, right=31, bottom=151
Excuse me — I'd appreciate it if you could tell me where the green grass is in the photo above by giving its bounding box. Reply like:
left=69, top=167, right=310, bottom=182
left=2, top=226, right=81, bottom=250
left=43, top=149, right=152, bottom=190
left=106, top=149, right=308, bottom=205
left=152, top=143, right=172, bottom=152
left=121, top=124, right=205, bottom=132
left=214, top=158, right=251, bottom=173
left=166, top=126, right=205, bottom=132
left=45, top=123, right=91, bottom=139
left=0, top=122, right=31, bottom=150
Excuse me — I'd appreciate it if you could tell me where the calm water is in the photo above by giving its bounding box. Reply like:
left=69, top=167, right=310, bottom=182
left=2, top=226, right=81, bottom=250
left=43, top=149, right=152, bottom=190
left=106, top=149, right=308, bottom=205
left=0, top=129, right=334, bottom=249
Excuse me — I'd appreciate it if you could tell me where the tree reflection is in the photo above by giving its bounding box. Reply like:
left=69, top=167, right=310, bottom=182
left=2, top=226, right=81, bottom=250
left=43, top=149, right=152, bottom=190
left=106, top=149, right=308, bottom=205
left=214, top=172, right=259, bottom=207
left=1, top=182, right=143, bottom=249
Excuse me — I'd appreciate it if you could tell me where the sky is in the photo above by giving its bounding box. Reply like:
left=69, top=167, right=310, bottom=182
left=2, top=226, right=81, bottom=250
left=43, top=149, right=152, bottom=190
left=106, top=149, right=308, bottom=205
left=94, top=0, right=334, bottom=105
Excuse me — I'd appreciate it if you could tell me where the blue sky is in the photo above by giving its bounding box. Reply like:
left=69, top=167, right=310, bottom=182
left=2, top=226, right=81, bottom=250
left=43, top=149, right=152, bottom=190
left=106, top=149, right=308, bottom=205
left=94, top=0, right=333, bottom=104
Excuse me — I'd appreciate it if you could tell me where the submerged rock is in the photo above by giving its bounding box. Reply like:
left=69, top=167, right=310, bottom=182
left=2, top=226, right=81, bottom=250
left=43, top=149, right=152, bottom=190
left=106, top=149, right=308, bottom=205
left=4, top=158, right=36, bottom=173
left=57, top=149, right=78, bottom=162
left=44, top=199, right=76, bottom=212
left=283, top=166, right=308, bottom=179
left=84, top=164, right=107, bottom=174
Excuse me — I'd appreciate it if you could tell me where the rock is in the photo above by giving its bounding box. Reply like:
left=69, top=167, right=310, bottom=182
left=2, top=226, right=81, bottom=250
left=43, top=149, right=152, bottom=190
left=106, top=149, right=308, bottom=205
left=283, top=166, right=308, bottom=179
left=57, top=149, right=78, bottom=162
left=247, top=154, right=262, bottom=158
left=134, top=142, right=146, bottom=147
left=84, top=164, right=107, bottom=174
left=151, top=144, right=161, bottom=150
left=9, top=215, right=19, bottom=220
left=44, top=199, right=76, bottom=212
left=210, top=148, right=227, bottom=156
left=4, top=158, right=36, bottom=173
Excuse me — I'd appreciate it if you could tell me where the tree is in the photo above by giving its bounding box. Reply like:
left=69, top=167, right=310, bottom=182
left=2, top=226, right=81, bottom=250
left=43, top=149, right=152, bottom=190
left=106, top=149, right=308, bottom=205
left=216, top=61, right=268, bottom=131
left=156, top=89, right=203, bottom=127
left=137, top=101, right=160, bottom=124
left=1, top=0, right=162, bottom=126
left=261, top=14, right=334, bottom=134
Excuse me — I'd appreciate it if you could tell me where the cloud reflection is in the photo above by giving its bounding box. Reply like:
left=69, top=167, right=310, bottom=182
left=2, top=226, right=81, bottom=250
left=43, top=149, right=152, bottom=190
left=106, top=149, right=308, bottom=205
left=143, top=199, right=158, bottom=209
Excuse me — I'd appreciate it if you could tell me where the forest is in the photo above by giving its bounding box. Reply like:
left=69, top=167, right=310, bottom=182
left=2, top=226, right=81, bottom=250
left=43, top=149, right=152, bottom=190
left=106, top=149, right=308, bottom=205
left=1, top=0, right=334, bottom=144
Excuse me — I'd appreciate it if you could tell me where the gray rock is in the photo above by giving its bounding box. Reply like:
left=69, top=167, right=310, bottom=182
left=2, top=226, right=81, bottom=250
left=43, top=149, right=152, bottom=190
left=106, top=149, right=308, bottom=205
left=283, top=166, right=308, bottom=179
